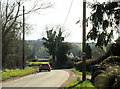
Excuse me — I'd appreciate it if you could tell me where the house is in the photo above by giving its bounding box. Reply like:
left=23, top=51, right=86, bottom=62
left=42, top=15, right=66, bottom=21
left=67, top=52, right=74, bottom=58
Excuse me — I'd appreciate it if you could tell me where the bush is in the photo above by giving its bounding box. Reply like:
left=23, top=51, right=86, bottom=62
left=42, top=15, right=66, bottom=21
left=94, top=66, right=120, bottom=89
left=91, top=69, right=104, bottom=83
left=106, top=43, right=120, bottom=56
left=3, top=54, right=22, bottom=69
left=95, top=73, right=115, bottom=89
left=66, top=60, right=75, bottom=68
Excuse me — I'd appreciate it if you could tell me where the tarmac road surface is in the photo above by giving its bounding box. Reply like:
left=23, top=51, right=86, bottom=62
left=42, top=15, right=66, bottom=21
left=2, top=70, right=69, bottom=88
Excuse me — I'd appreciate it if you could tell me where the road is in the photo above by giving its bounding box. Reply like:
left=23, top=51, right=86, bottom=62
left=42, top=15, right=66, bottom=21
left=2, top=70, right=69, bottom=88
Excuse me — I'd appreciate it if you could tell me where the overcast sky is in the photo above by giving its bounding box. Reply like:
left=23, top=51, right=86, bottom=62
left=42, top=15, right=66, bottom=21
left=25, top=0, right=118, bottom=42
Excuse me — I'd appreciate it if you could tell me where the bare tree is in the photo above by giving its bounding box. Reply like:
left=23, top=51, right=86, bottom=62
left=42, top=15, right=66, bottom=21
left=2, top=0, right=52, bottom=69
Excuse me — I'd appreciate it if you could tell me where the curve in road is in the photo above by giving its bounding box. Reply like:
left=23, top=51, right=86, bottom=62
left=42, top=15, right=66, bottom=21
left=2, top=70, right=69, bottom=87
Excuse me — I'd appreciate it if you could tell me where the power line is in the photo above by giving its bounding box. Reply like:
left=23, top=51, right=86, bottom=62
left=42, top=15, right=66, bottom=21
left=64, top=0, right=74, bottom=25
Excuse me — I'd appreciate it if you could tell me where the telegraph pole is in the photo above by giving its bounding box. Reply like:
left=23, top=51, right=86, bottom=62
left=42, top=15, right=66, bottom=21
left=0, top=1, right=2, bottom=71
left=23, top=6, right=25, bottom=69
left=82, top=0, right=86, bottom=81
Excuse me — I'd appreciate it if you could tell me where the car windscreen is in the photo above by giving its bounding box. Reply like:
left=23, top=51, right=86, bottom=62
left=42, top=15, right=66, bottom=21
left=42, top=64, right=49, bottom=66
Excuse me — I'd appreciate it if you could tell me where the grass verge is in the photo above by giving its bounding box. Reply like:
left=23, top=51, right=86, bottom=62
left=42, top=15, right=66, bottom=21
left=1, top=67, right=36, bottom=81
left=66, top=78, right=96, bottom=89
left=70, top=67, right=91, bottom=76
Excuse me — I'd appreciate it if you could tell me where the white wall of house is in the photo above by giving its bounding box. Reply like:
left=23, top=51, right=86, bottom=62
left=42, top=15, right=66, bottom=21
left=67, top=52, right=74, bottom=58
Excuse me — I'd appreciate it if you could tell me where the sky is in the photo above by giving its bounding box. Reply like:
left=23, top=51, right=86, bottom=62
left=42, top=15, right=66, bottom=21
left=25, top=0, right=89, bottom=42
left=25, top=0, right=119, bottom=42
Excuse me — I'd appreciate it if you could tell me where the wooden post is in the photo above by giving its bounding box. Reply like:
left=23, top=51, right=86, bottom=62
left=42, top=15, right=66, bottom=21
left=23, top=6, right=25, bottom=69
left=82, top=0, right=86, bottom=81
left=0, top=1, right=2, bottom=70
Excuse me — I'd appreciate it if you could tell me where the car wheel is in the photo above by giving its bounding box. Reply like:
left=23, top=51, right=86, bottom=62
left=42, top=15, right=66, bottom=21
left=48, top=69, right=51, bottom=71
left=37, top=70, right=39, bottom=73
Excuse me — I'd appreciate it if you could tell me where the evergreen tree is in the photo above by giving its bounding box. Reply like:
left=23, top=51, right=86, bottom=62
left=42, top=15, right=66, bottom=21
left=87, top=1, right=120, bottom=48
left=42, top=26, right=72, bottom=67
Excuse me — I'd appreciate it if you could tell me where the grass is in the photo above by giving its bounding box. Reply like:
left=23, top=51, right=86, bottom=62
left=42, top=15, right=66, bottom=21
left=70, top=68, right=82, bottom=75
left=70, top=67, right=91, bottom=76
left=1, top=67, right=36, bottom=81
left=29, top=62, right=49, bottom=64
left=66, top=68, right=95, bottom=89
left=66, top=78, right=96, bottom=89
left=37, top=58, right=49, bottom=61
left=31, top=66, right=39, bottom=69
left=29, top=59, right=49, bottom=65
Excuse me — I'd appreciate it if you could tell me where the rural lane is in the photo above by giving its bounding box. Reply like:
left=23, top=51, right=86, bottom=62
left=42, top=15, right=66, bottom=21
left=2, top=70, right=69, bottom=87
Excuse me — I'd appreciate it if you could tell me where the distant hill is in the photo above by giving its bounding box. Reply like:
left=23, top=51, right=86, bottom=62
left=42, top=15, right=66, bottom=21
left=26, top=39, right=100, bottom=59
left=26, top=39, right=50, bottom=58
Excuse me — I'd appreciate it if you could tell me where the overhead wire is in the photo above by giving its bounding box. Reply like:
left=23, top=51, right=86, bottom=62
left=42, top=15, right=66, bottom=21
left=63, top=0, right=74, bottom=25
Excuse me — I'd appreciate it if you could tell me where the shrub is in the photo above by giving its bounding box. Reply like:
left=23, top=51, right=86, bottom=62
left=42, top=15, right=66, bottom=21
left=3, top=54, right=22, bottom=69
left=94, top=66, right=120, bottom=89
left=106, top=43, right=120, bottom=56
left=66, top=60, right=75, bottom=68
left=91, top=69, right=104, bottom=83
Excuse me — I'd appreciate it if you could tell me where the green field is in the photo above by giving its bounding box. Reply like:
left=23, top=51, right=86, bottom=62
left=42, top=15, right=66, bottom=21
left=37, top=58, right=50, bottom=61
left=29, top=58, right=49, bottom=65
left=29, top=62, right=49, bottom=65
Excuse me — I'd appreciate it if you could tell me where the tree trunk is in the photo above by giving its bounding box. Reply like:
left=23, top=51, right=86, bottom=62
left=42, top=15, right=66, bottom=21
left=52, top=55, right=55, bottom=62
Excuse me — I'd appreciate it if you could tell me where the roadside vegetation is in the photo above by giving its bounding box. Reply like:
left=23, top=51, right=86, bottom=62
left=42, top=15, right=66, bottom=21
left=1, top=0, right=120, bottom=88
left=29, top=62, right=49, bottom=65
left=28, top=58, right=50, bottom=65
left=66, top=78, right=96, bottom=89
left=93, top=65, right=120, bottom=88
left=70, top=68, right=91, bottom=76
left=42, top=27, right=72, bottom=68
left=38, top=59, right=49, bottom=61
left=1, top=67, right=36, bottom=81
left=66, top=68, right=94, bottom=88
left=2, top=0, right=52, bottom=69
